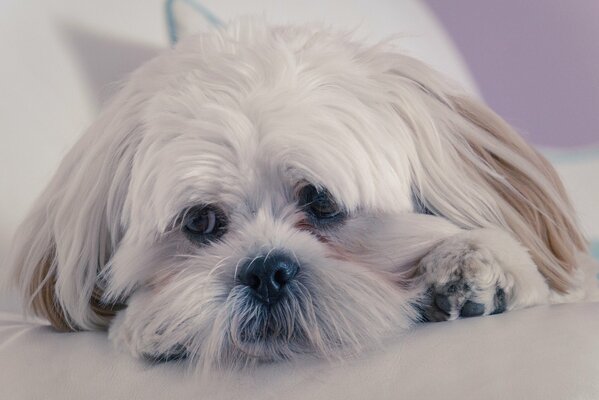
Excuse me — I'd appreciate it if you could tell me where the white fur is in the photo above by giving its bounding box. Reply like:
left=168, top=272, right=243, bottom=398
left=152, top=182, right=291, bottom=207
left=7, top=19, right=595, bottom=370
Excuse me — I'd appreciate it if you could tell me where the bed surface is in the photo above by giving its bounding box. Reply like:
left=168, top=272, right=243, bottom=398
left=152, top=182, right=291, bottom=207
left=2, top=303, right=599, bottom=400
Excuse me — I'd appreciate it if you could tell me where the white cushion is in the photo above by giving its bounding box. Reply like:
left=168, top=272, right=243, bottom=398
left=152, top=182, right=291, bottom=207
left=2, top=303, right=599, bottom=400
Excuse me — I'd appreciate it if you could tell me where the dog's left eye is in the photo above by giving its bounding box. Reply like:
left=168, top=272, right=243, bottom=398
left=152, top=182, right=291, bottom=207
left=298, top=184, right=344, bottom=222
left=182, top=205, right=227, bottom=244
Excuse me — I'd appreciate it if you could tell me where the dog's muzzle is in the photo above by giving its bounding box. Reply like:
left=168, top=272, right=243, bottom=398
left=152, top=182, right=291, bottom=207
left=238, top=252, right=299, bottom=305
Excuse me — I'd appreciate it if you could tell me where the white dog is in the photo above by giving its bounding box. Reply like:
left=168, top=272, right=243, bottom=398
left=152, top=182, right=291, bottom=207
left=8, top=20, right=595, bottom=370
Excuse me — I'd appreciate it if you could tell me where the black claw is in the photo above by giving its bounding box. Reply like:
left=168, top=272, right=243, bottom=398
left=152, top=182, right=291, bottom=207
left=460, top=300, right=485, bottom=317
left=414, top=290, right=450, bottom=323
left=434, top=293, right=453, bottom=314
left=492, top=287, right=507, bottom=315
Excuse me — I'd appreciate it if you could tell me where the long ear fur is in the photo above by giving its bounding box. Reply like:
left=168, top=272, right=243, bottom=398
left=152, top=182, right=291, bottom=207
left=8, top=88, right=143, bottom=330
left=384, top=55, right=587, bottom=293
left=448, top=95, right=587, bottom=292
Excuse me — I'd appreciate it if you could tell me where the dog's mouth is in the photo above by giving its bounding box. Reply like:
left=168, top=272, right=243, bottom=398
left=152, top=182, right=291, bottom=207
left=228, top=302, right=310, bottom=361
left=147, top=287, right=312, bottom=365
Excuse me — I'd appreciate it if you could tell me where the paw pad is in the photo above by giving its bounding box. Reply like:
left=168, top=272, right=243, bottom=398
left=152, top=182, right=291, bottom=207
left=421, top=286, right=507, bottom=322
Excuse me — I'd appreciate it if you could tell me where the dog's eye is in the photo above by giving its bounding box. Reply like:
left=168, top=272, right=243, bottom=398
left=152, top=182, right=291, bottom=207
left=298, top=184, right=343, bottom=221
left=182, top=205, right=227, bottom=244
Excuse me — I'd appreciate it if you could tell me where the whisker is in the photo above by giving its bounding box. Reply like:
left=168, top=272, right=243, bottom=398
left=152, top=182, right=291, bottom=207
left=208, top=256, right=232, bottom=277
left=233, top=255, right=252, bottom=285
left=263, top=247, right=276, bottom=262
left=289, top=249, right=301, bottom=267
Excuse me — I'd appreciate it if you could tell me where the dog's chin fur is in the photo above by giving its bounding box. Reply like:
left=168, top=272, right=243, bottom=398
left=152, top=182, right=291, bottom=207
left=7, top=19, right=591, bottom=370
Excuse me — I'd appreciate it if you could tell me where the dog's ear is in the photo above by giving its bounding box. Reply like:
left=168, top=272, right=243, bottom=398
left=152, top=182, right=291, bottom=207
left=8, top=92, right=139, bottom=331
left=384, top=57, right=587, bottom=293
left=445, top=95, right=587, bottom=292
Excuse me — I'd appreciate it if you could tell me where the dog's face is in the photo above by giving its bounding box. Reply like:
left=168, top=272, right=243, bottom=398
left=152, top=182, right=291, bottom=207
left=106, top=27, right=421, bottom=367
left=9, top=21, right=585, bottom=371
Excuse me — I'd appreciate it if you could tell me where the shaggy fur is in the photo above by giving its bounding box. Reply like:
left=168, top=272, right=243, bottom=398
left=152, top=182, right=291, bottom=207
left=7, top=20, right=594, bottom=371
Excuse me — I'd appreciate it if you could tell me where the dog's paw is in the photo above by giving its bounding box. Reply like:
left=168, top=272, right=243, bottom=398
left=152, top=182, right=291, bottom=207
left=417, top=234, right=514, bottom=322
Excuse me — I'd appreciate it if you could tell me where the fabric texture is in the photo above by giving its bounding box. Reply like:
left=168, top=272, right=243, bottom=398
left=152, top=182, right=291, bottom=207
left=2, top=304, right=599, bottom=400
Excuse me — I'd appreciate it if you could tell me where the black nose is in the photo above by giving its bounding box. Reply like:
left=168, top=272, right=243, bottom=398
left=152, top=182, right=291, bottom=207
left=238, top=253, right=299, bottom=304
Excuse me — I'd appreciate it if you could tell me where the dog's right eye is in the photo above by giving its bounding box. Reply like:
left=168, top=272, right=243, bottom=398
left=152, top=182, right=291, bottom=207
left=182, top=205, right=227, bottom=245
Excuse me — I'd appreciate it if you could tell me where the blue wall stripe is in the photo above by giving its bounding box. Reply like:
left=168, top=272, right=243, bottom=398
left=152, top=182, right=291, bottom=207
left=165, top=0, right=223, bottom=45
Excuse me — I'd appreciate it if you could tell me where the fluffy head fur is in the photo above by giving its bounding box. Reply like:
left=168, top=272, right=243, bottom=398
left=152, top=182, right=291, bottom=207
left=8, top=20, right=587, bottom=370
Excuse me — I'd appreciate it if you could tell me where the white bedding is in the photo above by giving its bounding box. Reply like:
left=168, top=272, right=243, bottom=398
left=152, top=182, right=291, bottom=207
left=2, top=303, right=599, bottom=400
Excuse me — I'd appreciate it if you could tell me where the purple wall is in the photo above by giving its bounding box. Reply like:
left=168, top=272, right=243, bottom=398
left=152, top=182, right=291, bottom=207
left=425, top=0, right=599, bottom=148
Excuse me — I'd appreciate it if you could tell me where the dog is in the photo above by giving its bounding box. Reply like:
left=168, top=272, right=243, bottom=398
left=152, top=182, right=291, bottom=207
left=7, top=19, right=595, bottom=370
